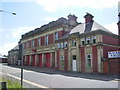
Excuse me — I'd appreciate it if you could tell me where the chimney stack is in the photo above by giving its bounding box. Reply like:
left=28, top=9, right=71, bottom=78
left=84, top=12, right=94, bottom=23
left=68, top=14, right=78, bottom=27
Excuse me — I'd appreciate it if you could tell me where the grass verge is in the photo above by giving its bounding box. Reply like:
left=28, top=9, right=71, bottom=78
left=0, top=77, right=23, bottom=89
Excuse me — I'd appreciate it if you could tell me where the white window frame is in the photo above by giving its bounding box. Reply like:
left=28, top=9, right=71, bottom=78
left=86, top=54, right=92, bottom=67
left=86, top=37, right=90, bottom=44
left=55, top=32, right=58, bottom=40
left=45, top=35, right=49, bottom=45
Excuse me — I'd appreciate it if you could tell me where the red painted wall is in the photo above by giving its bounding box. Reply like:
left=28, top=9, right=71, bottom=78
left=64, top=49, right=68, bottom=71
left=103, top=35, right=118, bottom=45
left=80, top=47, right=85, bottom=72
left=92, top=46, right=98, bottom=73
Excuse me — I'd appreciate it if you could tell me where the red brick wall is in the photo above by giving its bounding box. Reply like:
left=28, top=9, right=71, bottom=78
left=64, top=49, right=68, bottom=71
left=29, top=40, right=31, bottom=48
left=58, top=30, right=63, bottom=38
left=103, top=35, right=118, bottom=45
left=109, top=59, right=119, bottom=75
left=41, top=36, right=45, bottom=46
left=49, top=34, right=54, bottom=44
left=103, top=46, right=119, bottom=74
left=103, top=61, right=109, bottom=74
left=34, top=38, right=38, bottom=47
left=85, top=17, right=93, bottom=23
left=92, top=46, right=98, bottom=73
left=81, top=47, right=85, bottom=72
left=103, top=46, right=119, bottom=58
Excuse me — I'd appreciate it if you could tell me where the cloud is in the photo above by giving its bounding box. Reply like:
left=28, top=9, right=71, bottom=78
left=0, top=42, right=17, bottom=55
left=42, top=17, right=58, bottom=23
left=0, top=28, right=5, bottom=32
left=104, top=22, right=118, bottom=35
left=36, top=0, right=118, bottom=12
left=11, top=26, right=40, bottom=38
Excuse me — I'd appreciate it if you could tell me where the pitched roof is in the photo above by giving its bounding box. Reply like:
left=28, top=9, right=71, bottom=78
left=70, top=21, right=112, bottom=34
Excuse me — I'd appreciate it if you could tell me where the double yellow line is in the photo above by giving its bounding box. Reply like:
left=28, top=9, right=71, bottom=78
left=0, top=72, right=49, bottom=88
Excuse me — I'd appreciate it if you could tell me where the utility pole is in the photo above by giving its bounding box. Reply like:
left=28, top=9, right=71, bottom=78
left=18, top=41, right=23, bottom=87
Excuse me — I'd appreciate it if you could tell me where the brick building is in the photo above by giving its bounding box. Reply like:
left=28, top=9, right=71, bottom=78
left=8, top=45, right=19, bottom=65
left=19, top=13, right=120, bottom=75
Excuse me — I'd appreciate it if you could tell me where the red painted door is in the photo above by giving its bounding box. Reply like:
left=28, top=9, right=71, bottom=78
left=39, top=54, right=42, bottom=67
left=46, top=53, right=50, bottom=67
left=27, top=55, right=30, bottom=66
left=32, top=55, right=35, bottom=66
left=23, top=56, right=25, bottom=65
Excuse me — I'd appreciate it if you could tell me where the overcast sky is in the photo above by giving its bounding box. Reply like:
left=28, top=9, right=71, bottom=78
left=0, top=0, right=119, bottom=55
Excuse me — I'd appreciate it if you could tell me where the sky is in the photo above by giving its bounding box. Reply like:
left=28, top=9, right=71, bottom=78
left=0, top=0, right=119, bottom=55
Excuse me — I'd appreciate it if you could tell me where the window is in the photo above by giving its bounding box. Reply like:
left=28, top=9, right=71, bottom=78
left=60, top=56, right=64, bottom=67
left=45, top=35, right=48, bottom=45
left=38, top=37, right=41, bottom=46
left=72, top=40, right=76, bottom=46
left=61, top=43, right=64, bottom=48
left=81, top=38, right=85, bottom=45
left=55, top=32, right=58, bottom=40
left=92, top=36, right=96, bottom=44
left=32, top=40, right=35, bottom=48
left=86, top=54, right=92, bottom=67
left=26, top=42, right=29, bottom=48
left=86, top=37, right=90, bottom=44
left=22, top=43, right=24, bottom=49
left=72, top=55, right=76, bottom=60
left=57, top=43, right=61, bottom=48
left=64, top=42, right=68, bottom=48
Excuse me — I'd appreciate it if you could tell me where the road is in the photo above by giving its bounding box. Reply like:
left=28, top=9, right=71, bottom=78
left=0, top=63, right=119, bottom=88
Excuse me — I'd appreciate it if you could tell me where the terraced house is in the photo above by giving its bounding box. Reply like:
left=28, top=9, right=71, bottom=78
left=19, top=13, right=120, bottom=75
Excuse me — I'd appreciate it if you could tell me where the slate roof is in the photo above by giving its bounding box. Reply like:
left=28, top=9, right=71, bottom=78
left=22, top=17, right=68, bottom=40
left=70, top=21, right=112, bottom=34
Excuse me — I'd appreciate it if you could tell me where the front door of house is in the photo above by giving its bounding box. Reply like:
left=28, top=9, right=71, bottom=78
left=72, top=55, right=77, bottom=71
left=46, top=53, right=50, bottom=67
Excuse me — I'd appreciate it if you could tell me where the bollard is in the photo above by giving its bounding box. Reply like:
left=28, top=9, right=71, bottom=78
left=1, top=82, right=7, bottom=90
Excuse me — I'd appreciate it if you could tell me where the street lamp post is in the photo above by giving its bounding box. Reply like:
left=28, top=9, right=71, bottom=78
left=0, top=10, right=16, bottom=15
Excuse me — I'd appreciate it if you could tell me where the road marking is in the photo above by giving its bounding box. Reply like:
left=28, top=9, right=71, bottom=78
left=0, top=72, right=49, bottom=88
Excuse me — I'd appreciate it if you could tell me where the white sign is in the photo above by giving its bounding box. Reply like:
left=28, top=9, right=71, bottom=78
left=108, top=51, right=120, bottom=58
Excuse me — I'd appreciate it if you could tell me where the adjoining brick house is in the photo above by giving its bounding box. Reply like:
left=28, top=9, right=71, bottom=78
left=19, top=13, right=120, bottom=75
left=8, top=45, right=19, bottom=65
